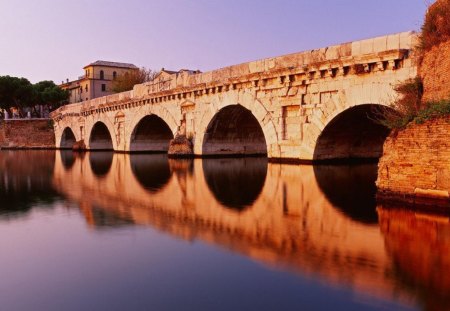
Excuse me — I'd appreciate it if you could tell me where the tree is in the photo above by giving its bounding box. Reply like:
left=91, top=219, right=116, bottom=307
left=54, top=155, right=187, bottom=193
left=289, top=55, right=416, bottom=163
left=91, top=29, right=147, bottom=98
left=0, top=76, right=34, bottom=110
left=111, top=67, right=157, bottom=93
left=0, top=76, right=69, bottom=117
left=33, top=80, right=69, bottom=109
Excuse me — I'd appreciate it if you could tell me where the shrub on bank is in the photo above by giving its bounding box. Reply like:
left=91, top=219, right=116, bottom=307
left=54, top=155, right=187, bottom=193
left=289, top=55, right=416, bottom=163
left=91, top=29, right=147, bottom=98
left=372, top=77, right=424, bottom=129
left=374, top=0, right=450, bottom=130
left=414, top=99, right=450, bottom=124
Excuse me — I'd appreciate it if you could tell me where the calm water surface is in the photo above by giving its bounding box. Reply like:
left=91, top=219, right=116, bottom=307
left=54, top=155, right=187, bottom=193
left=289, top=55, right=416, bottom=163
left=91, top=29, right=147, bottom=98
left=0, top=150, right=449, bottom=311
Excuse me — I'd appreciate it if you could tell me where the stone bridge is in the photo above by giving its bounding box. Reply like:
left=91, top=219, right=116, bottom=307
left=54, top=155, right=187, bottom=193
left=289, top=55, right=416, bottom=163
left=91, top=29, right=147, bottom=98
left=52, top=31, right=417, bottom=161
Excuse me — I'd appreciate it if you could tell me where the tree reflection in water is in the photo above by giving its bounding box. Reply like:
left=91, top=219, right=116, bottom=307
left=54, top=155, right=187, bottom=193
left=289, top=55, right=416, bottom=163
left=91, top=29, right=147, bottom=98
left=0, top=150, right=58, bottom=220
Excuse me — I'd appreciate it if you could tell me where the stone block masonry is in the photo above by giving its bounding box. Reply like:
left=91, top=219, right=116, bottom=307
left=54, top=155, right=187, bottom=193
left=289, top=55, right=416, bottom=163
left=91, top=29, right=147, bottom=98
left=0, top=119, right=55, bottom=149
left=377, top=116, right=450, bottom=209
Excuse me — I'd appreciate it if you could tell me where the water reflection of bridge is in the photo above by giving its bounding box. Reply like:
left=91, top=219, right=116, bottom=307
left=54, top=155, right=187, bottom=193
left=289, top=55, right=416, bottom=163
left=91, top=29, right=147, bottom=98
left=51, top=151, right=450, bottom=310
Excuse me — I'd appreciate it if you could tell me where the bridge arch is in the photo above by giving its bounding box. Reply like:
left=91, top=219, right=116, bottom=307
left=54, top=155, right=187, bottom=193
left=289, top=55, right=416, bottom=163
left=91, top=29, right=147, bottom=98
left=306, top=103, right=393, bottom=162
left=195, top=90, right=278, bottom=157
left=89, top=152, right=114, bottom=177
left=127, top=105, right=178, bottom=152
left=130, top=154, right=172, bottom=192
left=60, top=127, right=77, bottom=149
left=314, top=163, right=379, bottom=223
left=88, top=121, right=115, bottom=150
left=129, top=115, right=174, bottom=152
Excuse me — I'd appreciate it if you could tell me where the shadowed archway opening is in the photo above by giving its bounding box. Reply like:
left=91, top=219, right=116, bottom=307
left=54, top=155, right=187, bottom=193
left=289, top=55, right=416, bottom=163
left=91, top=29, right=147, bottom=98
left=89, top=122, right=113, bottom=150
left=203, top=158, right=268, bottom=211
left=313, top=104, right=391, bottom=163
left=130, top=154, right=172, bottom=193
left=202, top=105, right=267, bottom=156
left=130, top=115, right=174, bottom=152
left=60, top=127, right=76, bottom=149
left=89, top=152, right=114, bottom=177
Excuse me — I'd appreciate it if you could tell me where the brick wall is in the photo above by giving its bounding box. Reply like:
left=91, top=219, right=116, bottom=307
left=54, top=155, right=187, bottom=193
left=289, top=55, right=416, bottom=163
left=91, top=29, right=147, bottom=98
left=377, top=117, right=450, bottom=208
left=421, top=40, right=450, bottom=102
left=0, top=119, right=55, bottom=149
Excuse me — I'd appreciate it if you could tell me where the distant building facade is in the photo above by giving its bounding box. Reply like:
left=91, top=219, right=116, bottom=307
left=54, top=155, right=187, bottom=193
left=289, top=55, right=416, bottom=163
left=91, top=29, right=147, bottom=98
left=60, top=61, right=138, bottom=103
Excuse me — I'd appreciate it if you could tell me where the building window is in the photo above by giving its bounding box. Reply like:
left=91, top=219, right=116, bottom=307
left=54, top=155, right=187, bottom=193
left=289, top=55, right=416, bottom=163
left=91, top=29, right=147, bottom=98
left=85, top=85, right=88, bottom=92
left=101, top=84, right=106, bottom=92
left=100, top=70, right=104, bottom=80
left=113, top=71, right=117, bottom=80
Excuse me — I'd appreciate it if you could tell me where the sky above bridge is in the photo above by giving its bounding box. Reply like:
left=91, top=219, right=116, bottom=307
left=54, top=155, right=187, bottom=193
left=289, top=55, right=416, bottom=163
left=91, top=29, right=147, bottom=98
left=0, top=0, right=428, bottom=84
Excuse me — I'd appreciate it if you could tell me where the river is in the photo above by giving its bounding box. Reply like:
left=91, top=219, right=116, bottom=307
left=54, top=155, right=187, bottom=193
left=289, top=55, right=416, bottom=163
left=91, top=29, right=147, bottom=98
left=0, top=150, right=448, bottom=311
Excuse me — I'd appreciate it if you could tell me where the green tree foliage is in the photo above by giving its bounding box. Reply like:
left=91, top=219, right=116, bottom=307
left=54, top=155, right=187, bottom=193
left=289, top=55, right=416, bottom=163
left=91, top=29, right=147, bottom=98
left=0, top=76, right=34, bottom=110
left=32, top=80, right=69, bottom=109
left=0, top=76, right=69, bottom=111
left=111, top=67, right=157, bottom=93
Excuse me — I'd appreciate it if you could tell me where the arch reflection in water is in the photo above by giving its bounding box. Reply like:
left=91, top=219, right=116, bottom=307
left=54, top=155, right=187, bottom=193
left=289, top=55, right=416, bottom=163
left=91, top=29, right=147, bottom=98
left=130, top=154, right=172, bottom=192
left=60, top=150, right=76, bottom=170
left=89, top=152, right=114, bottom=177
left=314, top=163, right=378, bottom=223
left=52, top=153, right=449, bottom=308
left=202, top=157, right=268, bottom=211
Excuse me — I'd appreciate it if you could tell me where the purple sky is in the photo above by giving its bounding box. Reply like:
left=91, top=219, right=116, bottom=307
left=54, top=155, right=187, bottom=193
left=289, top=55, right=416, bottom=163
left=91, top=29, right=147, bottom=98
left=0, top=0, right=428, bottom=84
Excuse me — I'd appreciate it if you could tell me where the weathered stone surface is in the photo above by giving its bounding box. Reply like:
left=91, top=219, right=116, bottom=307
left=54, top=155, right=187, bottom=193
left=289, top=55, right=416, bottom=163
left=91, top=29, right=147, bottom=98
left=377, top=117, right=450, bottom=209
left=0, top=120, right=55, bottom=149
left=52, top=32, right=417, bottom=161
left=168, top=135, right=193, bottom=157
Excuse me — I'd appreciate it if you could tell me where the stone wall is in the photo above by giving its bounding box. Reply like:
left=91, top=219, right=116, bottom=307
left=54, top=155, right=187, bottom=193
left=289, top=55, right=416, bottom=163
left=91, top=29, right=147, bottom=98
left=421, top=40, right=450, bottom=102
left=0, top=119, right=55, bottom=149
left=377, top=117, right=450, bottom=208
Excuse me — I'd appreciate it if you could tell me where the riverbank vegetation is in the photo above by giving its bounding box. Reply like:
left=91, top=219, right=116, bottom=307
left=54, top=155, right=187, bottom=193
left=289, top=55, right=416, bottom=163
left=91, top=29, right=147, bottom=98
left=375, top=0, right=450, bottom=129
